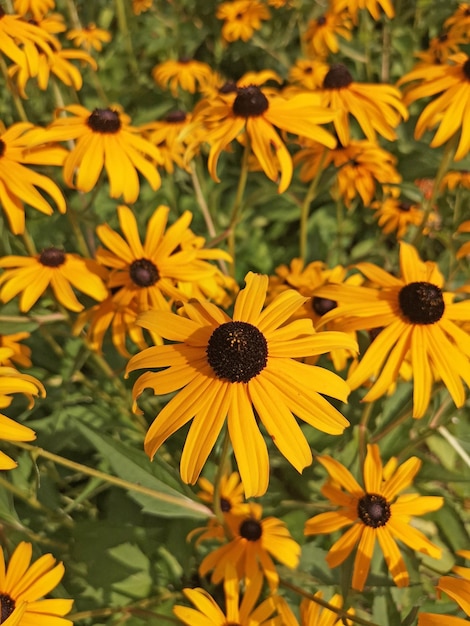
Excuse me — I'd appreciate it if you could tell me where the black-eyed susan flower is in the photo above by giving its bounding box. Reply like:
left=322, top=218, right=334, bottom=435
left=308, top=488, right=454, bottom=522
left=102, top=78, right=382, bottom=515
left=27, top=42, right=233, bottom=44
left=419, top=576, right=470, bottom=625
left=198, top=502, right=300, bottom=590
left=67, top=23, right=111, bottom=51
left=305, top=444, right=443, bottom=591
left=196, top=471, right=246, bottom=516
left=318, top=63, right=408, bottom=145
left=0, top=248, right=108, bottom=313
left=13, top=0, right=55, bottom=20
left=0, top=541, right=73, bottom=625
left=140, top=110, right=192, bottom=174
left=287, top=58, right=329, bottom=91
left=400, top=53, right=470, bottom=161
left=0, top=7, right=56, bottom=71
left=96, top=204, right=231, bottom=312
left=31, top=105, right=163, bottom=203
left=0, top=332, right=31, bottom=368
left=441, top=170, right=470, bottom=191
left=126, top=272, right=357, bottom=497
left=303, top=10, right=352, bottom=58
left=277, top=592, right=354, bottom=626
left=333, top=0, right=394, bottom=22
left=445, top=3, right=470, bottom=41
left=316, top=242, right=470, bottom=417
left=414, top=32, right=464, bottom=67
left=189, top=80, right=337, bottom=193
left=152, top=58, right=213, bottom=97
left=174, top=564, right=280, bottom=626
left=457, top=220, right=470, bottom=259
left=372, top=196, right=425, bottom=239
left=0, top=121, right=66, bottom=234
left=216, top=0, right=270, bottom=43
left=0, top=412, right=36, bottom=469
left=132, top=0, right=153, bottom=14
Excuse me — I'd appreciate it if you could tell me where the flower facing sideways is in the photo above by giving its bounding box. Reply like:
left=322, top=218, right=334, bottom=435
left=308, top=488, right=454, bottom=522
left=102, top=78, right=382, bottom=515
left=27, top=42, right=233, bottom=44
left=126, top=272, right=357, bottom=497
left=304, top=444, right=443, bottom=591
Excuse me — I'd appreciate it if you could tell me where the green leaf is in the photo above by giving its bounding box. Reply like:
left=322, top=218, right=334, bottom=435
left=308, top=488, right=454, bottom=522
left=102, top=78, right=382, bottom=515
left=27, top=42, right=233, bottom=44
left=77, top=423, right=211, bottom=519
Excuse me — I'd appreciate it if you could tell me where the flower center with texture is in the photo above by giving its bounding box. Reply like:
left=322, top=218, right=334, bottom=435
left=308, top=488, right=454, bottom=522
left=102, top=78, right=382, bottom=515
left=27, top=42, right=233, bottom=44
left=206, top=321, right=268, bottom=383
left=165, top=110, right=187, bottom=123
left=357, top=493, right=391, bottom=528
left=232, top=86, right=269, bottom=117
left=0, top=593, right=15, bottom=622
left=129, top=259, right=159, bottom=287
left=0, top=140, right=5, bottom=158
left=219, top=81, right=238, bottom=94
left=220, top=497, right=231, bottom=513
left=323, top=64, right=353, bottom=89
left=398, top=201, right=412, bottom=212
left=39, top=247, right=66, bottom=267
left=463, top=58, right=470, bottom=80
left=87, top=108, right=121, bottom=133
left=398, top=281, right=445, bottom=324
left=312, top=296, right=337, bottom=316
left=239, top=518, right=262, bottom=541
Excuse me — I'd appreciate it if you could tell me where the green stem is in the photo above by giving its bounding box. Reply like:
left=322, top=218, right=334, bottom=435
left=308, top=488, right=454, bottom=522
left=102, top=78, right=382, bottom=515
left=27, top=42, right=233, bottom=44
left=300, top=150, right=326, bottom=263
left=212, top=426, right=232, bottom=525
left=0, top=56, right=28, bottom=123
left=114, top=0, right=139, bottom=76
left=227, top=140, right=251, bottom=275
left=13, top=441, right=212, bottom=517
left=21, top=229, right=37, bottom=256
left=358, top=401, right=374, bottom=467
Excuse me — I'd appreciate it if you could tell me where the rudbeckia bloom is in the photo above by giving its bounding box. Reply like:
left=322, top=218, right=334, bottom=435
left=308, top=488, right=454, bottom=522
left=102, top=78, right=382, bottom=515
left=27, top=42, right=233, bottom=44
left=0, top=248, right=108, bottom=313
left=372, top=196, right=425, bottom=239
left=0, top=7, right=56, bottom=71
left=196, top=471, right=246, bottom=516
left=95, top=204, right=231, bottom=312
left=174, top=565, right=280, bottom=626
left=304, top=444, right=443, bottom=591
left=32, top=105, right=163, bottom=203
left=190, top=80, right=337, bottom=193
left=441, top=170, right=470, bottom=191
left=288, top=58, right=329, bottom=91
left=400, top=53, right=470, bottom=161
left=13, top=0, right=55, bottom=20
left=456, top=220, right=470, bottom=259
left=333, top=0, right=394, bottom=22
left=132, top=0, right=152, bottom=14
left=0, top=413, right=35, bottom=469
left=198, top=502, right=300, bottom=590
left=0, top=121, right=66, bottom=234
left=317, top=242, right=470, bottom=417
left=419, top=576, right=470, bottom=625
left=152, top=58, right=213, bottom=97
left=277, top=592, right=354, bottom=626
left=0, top=332, right=31, bottom=368
left=318, top=63, right=408, bottom=145
left=303, top=10, right=352, bottom=58
left=67, top=23, right=111, bottom=51
left=126, top=272, right=356, bottom=497
left=216, top=0, right=270, bottom=42
left=0, top=541, right=73, bottom=625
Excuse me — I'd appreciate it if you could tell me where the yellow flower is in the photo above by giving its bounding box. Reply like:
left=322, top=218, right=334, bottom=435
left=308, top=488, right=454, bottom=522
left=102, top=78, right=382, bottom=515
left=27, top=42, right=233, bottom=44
left=132, top=0, right=153, bottom=15
left=333, top=0, right=394, bottom=22
left=31, top=105, right=162, bottom=202
left=0, top=541, right=73, bottom=625
left=456, top=219, right=470, bottom=259
left=67, top=23, right=111, bottom=51
left=174, top=564, right=280, bottom=626
left=0, top=121, right=66, bottom=234
left=419, top=576, right=470, bottom=625
left=216, top=0, right=270, bottom=43
left=198, top=502, right=300, bottom=590
left=305, top=444, right=443, bottom=591
left=441, top=170, right=470, bottom=191
left=0, top=7, right=56, bottom=71
left=288, top=58, right=329, bottom=90
left=414, top=32, right=464, bottom=67
left=445, top=3, right=470, bottom=41
left=0, top=248, right=108, bottom=313
left=140, top=110, right=192, bottom=174
left=277, top=593, right=354, bottom=626
left=13, top=0, right=55, bottom=19
left=126, top=272, right=356, bottom=497
left=0, top=332, right=32, bottom=368
left=189, top=79, right=336, bottom=193
left=317, top=242, right=470, bottom=417
left=196, top=472, right=246, bottom=516
left=303, top=10, right=352, bottom=58
left=0, top=412, right=35, bottom=469
left=400, top=53, right=470, bottom=161
left=372, top=196, right=425, bottom=238
left=96, top=204, right=231, bottom=312
left=318, top=63, right=408, bottom=145
left=152, top=58, right=214, bottom=97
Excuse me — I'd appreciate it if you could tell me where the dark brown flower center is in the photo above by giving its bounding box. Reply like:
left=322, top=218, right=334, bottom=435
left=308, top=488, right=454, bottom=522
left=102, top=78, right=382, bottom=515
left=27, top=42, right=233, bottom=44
left=232, top=86, right=269, bottom=117
left=0, top=139, right=5, bottom=158
left=164, top=110, right=187, bottom=123
left=398, top=201, right=412, bottom=212
left=323, top=64, right=353, bottom=89
left=239, top=518, right=262, bottom=541
left=312, top=296, right=337, bottom=316
left=220, top=497, right=231, bottom=513
left=219, top=81, right=238, bottom=94
left=357, top=493, right=391, bottom=528
left=87, top=108, right=121, bottom=133
left=0, top=593, right=15, bottom=622
left=317, top=15, right=327, bottom=26
left=463, top=58, right=470, bottom=80
left=39, top=247, right=66, bottom=267
left=0, top=8, right=4, bottom=18
left=129, top=259, right=159, bottom=287
left=398, top=281, right=445, bottom=324
left=206, top=321, right=268, bottom=383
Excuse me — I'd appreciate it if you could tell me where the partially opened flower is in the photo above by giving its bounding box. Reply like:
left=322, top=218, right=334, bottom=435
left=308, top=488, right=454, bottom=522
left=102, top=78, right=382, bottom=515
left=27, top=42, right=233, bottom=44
left=174, top=564, right=281, bottom=626
left=277, top=592, right=354, bottom=626
left=318, top=63, right=408, bottom=145
left=333, top=0, right=394, bottom=22
left=303, top=10, right=352, bottom=58
left=0, top=248, right=108, bottom=313
left=372, top=196, right=425, bottom=238
left=216, top=0, right=270, bottom=42
left=152, top=58, right=213, bottom=97
left=305, top=444, right=443, bottom=591
left=30, top=105, right=163, bottom=203
left=316, top=242, right=470, bottom=418
left=126, top=272, right=356, bottom=497
left=198, top=502, right=300, bottom=590
left=0, top=541, right=73, bottom=625
left=0, top=121, right=66, bottom=234
left=419, top=576, right=470, bottom=625
left=196, top=471, right=246, bottom=516
left=0, top=332, right=32, bottom=368
left=67, top=23, right=111, bottom=51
